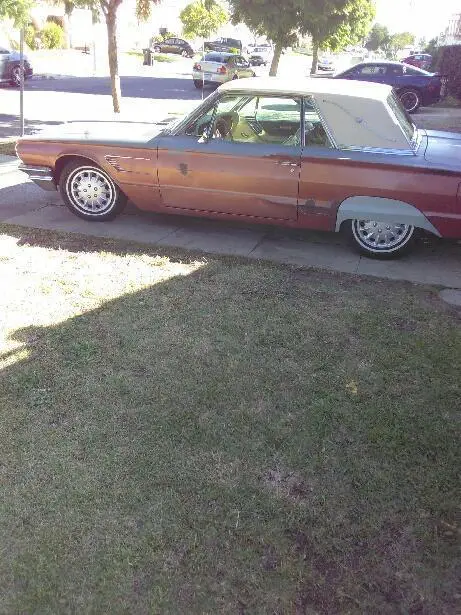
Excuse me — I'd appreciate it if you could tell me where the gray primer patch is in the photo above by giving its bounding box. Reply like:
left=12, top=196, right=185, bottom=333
left=439, top=289, right=461, bottom=307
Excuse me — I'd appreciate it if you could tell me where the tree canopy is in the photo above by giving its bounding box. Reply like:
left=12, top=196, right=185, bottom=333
left=0, top=0, right=32, bottom=26
left=321, top=0, right=375, bottom=52
left=180, top=0, right=228, bottom=39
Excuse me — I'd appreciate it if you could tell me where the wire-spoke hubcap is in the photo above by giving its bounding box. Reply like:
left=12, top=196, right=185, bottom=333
left=67, top=168, right=115, bottom=214
left=352, top=219, right=414, bottom=253
left=400, top=91, right=418, bottom=112
left=12, top=67, right=21, bottom=85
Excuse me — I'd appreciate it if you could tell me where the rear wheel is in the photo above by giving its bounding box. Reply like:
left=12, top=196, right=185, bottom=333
left=398, top=88, right=421, bottom=113
left=10, top=64, right=21, bottom=87
left=153, top=45, right=161, bottom=53
left=193, top=79, right=203, bottom=88
left=346, top=219, right=415, bottom=258
left=59, top=161, right=127, bottom=221
left=181, top=49, right=188, bottom=57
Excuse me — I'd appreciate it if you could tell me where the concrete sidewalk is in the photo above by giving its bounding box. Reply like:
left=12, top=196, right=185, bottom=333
left=1, top=170, right=460, bottom=289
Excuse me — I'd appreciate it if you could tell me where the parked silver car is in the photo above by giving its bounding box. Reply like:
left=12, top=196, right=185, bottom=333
left=192, top=52, right=255, bottom=88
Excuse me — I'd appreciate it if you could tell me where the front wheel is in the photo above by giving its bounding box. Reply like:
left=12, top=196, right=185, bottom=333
left=346, top=219, right=415, bottom=258
left=181, top=49, right=188, bottom=57
left=153, top=45, right=161, bottom=53
left=398, top=88, right=421, bottom=113
left=59, top=161, right=127, bottom=221
left=193, top=79, right=203, bottom=88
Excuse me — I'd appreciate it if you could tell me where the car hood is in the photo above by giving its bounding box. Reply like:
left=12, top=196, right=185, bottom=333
left=24, top=119, right=178, bottom=147
left=424, top=130, right=461, bottom=170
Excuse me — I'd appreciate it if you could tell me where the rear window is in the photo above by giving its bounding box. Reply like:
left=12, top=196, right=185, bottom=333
left=402, top=63, right=432, bottom=76
left=204, top=53, right=229, bottom=63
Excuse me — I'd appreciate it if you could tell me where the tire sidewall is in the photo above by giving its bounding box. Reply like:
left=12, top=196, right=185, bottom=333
left=346, top=219, right=415, bottom=259
left=60, top=162, right=126, bottom=221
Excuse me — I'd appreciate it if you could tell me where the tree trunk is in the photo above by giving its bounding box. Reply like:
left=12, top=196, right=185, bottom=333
left=63, top=2, right=74, bottom=49
left=105, top=8, right=121, bottom=113
left=310, top=39, right=319, bottom=75
left=269, top=41, right=283, bottom=77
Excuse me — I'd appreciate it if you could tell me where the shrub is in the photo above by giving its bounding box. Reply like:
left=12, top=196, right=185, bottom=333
left=438, top=45, right=461, bottom=100
left=41, top=22, right=65, bottom=49
left=25, top=25, right=37, bottom=50
left=228, top=47, right=239, bottom=54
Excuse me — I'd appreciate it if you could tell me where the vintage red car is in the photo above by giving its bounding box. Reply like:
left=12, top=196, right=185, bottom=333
left=16, top=77, right=461, bottom=258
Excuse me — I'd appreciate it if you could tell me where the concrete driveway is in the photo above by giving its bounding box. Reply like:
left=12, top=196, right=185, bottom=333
left=1, top=166, right=460, bottom=289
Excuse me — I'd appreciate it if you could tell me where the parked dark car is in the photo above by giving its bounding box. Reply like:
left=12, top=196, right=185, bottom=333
left=0, top=46, right=33, bottom=86
left=204, top=37, right=242, bottom=53
left=335, top=61, right=446, bottom=112
left=401, top=53, right=432, bottom=70
left=152, top=38, right=194, bottom=58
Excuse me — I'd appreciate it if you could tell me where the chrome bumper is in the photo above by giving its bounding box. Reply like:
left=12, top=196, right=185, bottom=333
left=19, top=164, right=57, bottom=191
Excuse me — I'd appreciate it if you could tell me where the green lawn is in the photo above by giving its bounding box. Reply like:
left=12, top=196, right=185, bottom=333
left=0, top=226, right=459, bottom=614
left=0, top=139, right=17, bottom=157
left=126, top=50, right=178, bottom=63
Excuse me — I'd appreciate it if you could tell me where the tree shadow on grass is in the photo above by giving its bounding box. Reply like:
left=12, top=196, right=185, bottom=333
left=0, top=229, right=460, bottom=614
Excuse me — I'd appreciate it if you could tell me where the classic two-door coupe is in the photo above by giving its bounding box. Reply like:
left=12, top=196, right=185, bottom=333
left=17, top=78, right=461, bottom=258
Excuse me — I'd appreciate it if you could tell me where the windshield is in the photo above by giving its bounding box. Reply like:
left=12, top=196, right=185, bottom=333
left=387, top=92, right=417, bottom=146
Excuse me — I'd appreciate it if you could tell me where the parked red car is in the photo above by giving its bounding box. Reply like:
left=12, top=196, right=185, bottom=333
left=401, top=54, right=432, bottom=70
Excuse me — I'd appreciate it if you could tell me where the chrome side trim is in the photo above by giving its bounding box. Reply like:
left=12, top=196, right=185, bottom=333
left=338, top=145, right=414, bottom=156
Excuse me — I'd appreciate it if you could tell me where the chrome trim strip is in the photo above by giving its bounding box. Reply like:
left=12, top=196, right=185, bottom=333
left=19, top=165, right=53, bottom=174
left=338, top=145, right=414, bottom=156
left=29, top=175, right=54, bottom=181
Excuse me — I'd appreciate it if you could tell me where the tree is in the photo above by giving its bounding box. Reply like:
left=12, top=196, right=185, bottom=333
left=308, top=0, right=375, bottom=74
left=0, top=0, right=32, bottom=26
left=386, top=31, right=414, bottom=58
left=229, top=0, right=304, bottom=76
left=365, top=23, right=390, bottom=51
left=98, top=0, right=160, bottom=114
left=180, top=0, right=228, bottom=40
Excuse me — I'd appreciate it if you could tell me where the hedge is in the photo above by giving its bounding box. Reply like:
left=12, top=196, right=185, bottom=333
left=438, top=45, right=461, bottom=99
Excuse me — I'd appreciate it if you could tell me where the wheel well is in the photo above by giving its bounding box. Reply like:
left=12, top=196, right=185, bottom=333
left=396, top=86, right=421, bottom=95
left=54, top=155, right=98, bottom=183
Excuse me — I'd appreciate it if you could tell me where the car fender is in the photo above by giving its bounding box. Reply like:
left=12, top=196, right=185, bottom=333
left=335, top=196, right=441, bottom=236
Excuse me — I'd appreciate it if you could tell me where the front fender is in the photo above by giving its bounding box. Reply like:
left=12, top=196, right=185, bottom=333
left=335, top=196, right=441, bottom=237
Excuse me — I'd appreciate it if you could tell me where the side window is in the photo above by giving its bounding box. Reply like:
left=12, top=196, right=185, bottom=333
left=182, top=95, right=243, bottom=137
left=211, top=95, right=301, bottom=146
left=164, top=38, right=173, bottom=45
left=304, top=98, right=332, bottom=148
left=387, top=65, right=403, bottom=76
left=360, top=65, right=386, bottom=75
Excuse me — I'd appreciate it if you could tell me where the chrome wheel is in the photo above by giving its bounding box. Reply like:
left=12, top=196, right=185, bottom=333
left=352, top=219, right=415, bottom=254
left=399, top=90, right=420, bottom=113
left=66, top=167, right=116, bottom=215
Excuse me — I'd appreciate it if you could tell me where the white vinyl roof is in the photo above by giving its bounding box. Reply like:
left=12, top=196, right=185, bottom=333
left=220, top=77, right=392, bottom=100
left=220, top=77, right=412, bottom=150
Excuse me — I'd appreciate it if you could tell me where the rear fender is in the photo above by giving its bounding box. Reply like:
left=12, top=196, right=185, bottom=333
left=335, top=196, right=441, bottom=236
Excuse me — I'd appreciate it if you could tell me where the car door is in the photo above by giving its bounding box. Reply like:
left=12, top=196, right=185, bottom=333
left=157, top=93, right=302, bottom=220
left=0, top=47, right=9, bottom=81
left=163, top=38, right=175, bottom=53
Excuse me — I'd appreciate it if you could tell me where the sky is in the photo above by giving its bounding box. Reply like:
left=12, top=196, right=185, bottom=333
left=375, top=0, right=460, bottom=40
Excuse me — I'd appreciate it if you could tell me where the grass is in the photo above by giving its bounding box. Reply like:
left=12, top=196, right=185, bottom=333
left=0, top=225, right=460, bottom=614
left=126, top=50, right=178, bottom=63
left=0, top=139, right=17, bottom=157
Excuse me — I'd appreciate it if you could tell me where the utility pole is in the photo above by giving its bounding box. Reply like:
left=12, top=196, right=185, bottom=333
left=19, top=26, right=25, bottom=136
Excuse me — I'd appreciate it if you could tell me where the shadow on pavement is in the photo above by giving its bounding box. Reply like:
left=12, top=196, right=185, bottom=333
left=24, top=75, right=206, bottom=101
